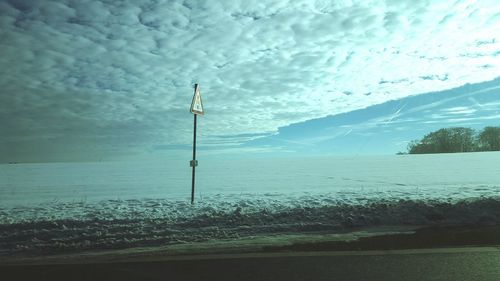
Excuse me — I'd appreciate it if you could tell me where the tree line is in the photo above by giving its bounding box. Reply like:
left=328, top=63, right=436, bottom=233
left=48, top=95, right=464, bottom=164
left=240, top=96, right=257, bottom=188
left=407, top=126, right=500, bottom=154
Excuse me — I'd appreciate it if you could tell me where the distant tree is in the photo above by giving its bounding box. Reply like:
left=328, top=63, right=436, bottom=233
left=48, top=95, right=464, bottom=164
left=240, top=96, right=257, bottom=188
left=449, top=127, right=477, bottom=152
left=408, top=127, right=476, bottom=154
left=408, top=139, right=433, bottom=154
left=478, top=127, right=500, bottom=151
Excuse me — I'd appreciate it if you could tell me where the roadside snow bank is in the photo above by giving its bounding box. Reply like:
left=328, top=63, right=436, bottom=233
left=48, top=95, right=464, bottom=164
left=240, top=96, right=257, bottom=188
left=1, top=194, right=499, bottom=256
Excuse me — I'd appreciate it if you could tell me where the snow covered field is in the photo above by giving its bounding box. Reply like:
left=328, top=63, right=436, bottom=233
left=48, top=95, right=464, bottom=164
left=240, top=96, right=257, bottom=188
left=0, top=152, right=499, bottom=255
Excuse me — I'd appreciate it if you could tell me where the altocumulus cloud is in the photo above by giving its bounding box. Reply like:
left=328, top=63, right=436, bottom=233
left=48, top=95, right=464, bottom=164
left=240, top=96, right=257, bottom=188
left=0, top=0, right=499, bottom=161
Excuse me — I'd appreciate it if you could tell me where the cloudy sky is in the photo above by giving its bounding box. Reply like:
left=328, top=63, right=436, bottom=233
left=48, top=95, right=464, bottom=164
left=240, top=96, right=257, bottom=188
left=1, top=0, right=499, bottom=162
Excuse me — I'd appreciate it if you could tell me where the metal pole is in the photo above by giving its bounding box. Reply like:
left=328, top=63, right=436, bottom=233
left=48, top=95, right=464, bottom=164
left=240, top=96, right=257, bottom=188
left=191, top=113, right=197, bottom=204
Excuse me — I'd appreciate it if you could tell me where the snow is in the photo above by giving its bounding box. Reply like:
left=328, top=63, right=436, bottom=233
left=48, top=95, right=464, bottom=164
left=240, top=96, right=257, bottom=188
left=0, top=152, right=499, bottom=255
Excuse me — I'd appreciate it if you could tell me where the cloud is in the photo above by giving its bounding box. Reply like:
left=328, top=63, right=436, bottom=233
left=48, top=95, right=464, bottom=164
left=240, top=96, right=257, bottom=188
left=441, top=107, right=477, bottom=115
left=1, top=0, right=500, bottom=161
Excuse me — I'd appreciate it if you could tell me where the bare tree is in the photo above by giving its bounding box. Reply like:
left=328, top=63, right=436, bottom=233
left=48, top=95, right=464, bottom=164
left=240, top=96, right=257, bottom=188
left=478, top=127, right=500, bottom=151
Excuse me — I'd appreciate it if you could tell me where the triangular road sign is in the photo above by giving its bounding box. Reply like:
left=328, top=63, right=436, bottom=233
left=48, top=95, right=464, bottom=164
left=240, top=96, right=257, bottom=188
left=190, top=84, right=204, bottom=115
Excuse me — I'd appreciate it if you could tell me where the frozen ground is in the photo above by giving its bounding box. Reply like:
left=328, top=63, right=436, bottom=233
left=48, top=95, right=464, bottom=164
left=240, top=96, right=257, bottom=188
left=0, top=152, right=499, bottom=255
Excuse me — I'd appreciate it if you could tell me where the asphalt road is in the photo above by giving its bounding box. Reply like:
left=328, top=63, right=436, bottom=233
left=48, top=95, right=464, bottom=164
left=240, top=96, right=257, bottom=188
left=2, top=248, right=500, bottom=281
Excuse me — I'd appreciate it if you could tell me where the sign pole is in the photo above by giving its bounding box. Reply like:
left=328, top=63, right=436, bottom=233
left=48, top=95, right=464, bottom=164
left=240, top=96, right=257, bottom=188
left=191, top=113, right=197, bottom=204
left=189, top=83, right=203, bottom=204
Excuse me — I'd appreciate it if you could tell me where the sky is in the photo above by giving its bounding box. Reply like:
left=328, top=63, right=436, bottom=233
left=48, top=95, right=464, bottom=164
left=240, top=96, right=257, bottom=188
left=1, top=0, right=499, bottom=162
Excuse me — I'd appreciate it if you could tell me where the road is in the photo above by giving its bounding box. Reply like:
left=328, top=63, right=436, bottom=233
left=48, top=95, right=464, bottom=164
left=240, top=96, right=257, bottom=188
left=2, top=247, right=500, bottom=281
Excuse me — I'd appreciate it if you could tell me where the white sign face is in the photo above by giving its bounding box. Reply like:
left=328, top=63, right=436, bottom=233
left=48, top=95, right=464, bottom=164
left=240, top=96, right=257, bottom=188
left=190, top=84, right=204, bottom=115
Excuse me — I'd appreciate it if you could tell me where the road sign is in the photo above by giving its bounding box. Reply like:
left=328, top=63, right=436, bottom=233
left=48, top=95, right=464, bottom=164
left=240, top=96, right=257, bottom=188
left=190, top=84, right=204, bottom=115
